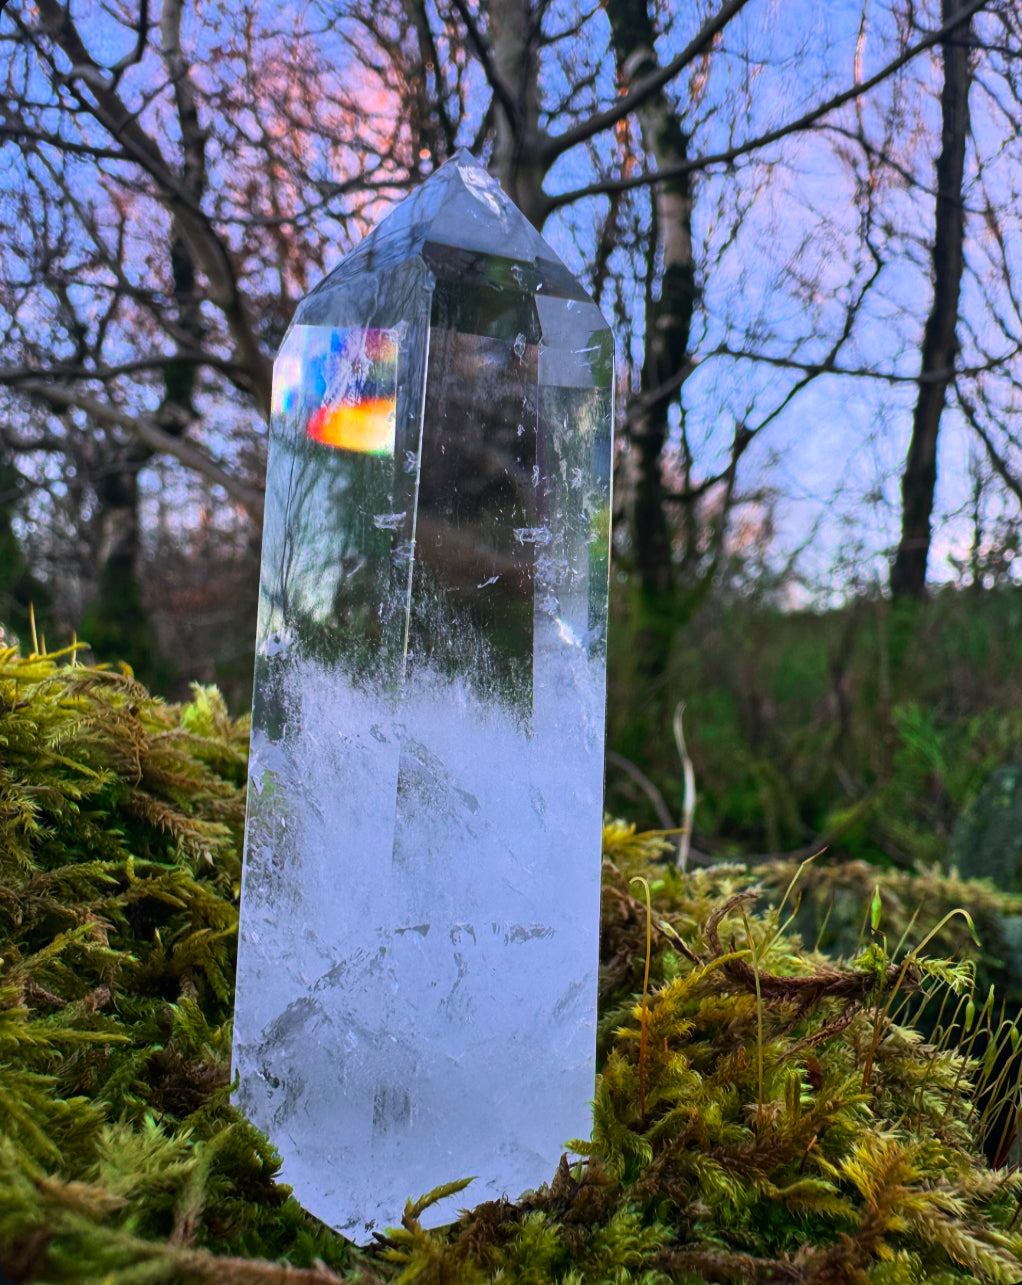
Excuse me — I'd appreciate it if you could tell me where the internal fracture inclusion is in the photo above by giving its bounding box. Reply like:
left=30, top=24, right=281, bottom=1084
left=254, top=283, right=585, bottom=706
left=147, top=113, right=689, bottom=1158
left=233, top=151, right=614, bottom=1238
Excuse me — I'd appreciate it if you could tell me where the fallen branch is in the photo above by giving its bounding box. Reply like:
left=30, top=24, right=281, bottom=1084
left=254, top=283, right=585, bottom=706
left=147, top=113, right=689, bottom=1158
left=705, top=893, right=916, bottom=1007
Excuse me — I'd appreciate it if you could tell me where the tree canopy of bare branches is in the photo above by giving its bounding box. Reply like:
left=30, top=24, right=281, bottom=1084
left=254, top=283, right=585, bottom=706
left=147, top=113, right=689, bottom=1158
left=1, top=0, right=1020, bottom=685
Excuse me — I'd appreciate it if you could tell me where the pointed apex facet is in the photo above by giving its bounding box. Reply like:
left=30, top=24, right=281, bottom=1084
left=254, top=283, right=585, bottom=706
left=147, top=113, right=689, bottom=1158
left=298, top=145, right=610, bottom=330
left=446, top=147, right=484, bottom=168
left=411, top=150, right=554, bottom=265
left=352, top=151, right=560, bottom=272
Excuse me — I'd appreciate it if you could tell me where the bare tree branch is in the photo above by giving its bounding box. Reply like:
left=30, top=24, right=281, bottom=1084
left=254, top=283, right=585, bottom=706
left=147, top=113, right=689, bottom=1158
left=956, top=383, right=1022, bottom=509
left=17, top=381, right=265, bottom=520
left=547, top=0, right=989, bottom=210
left=447, top=0, right=525, bottom=136
left=715, top=342, right=1020, bottom=385
left=27, top=0, right=273, bottom=415
left=109, top=0, right=150, bottom=87
left=541, top=0, right=753, bottom=164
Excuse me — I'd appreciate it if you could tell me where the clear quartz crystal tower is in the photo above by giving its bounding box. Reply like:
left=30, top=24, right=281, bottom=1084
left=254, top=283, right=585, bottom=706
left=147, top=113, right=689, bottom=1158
left=233, top=150, right=614, bottom=1238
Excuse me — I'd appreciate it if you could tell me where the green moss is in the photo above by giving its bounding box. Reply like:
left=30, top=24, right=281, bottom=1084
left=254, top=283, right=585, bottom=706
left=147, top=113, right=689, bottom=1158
left=1, top=647, right=1022, bottom=1283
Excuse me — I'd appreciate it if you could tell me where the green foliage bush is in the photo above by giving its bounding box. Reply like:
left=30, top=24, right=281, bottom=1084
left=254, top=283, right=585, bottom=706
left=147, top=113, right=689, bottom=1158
left=2, top=644, right=1022, bottom=1283
left=607, top=588, right=1022, bottom=868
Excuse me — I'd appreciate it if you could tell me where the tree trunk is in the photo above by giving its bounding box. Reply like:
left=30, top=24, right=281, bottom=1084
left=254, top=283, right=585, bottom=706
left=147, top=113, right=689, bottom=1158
left=81, top=448, right=165, bottom=685
left=80, top=0, right=208, bottom=681
left=890, top=0, right=973, bottom=600
left=602, top=0, right=700, bottom=772
left=606, top=0, right=697, bottom=605
left=488, top=0, right=547, bottom=227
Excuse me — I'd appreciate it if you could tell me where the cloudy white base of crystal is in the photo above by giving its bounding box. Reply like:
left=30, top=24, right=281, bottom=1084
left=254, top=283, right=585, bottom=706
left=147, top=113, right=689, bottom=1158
left=232, top=646, right=604, bottom=1238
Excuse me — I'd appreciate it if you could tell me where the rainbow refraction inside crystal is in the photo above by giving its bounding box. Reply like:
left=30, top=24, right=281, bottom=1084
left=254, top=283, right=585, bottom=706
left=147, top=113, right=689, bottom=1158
left=272, top=326, right=398, bottom=455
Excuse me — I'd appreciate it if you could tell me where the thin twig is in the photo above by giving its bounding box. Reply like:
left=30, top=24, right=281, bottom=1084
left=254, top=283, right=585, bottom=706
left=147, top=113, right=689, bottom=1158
left=673, top=702, right=695, bottom=872
left=606, top=750, right=675, bottom=830
left=630, top=876, right=653, bottom=1128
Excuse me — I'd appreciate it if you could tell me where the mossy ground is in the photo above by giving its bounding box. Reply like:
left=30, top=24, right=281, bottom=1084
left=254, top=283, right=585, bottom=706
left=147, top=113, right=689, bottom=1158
left=2, top=645, right=1021, bottom=1283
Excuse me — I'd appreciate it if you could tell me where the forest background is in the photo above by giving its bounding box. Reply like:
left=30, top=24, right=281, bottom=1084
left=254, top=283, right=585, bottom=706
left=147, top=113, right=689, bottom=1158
left=3, top=0, right=1022, bottom=880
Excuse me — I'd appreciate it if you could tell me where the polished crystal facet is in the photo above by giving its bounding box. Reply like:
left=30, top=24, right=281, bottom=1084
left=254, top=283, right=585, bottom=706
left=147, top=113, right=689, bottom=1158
left=233, top=151, right=614, bottom=1239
